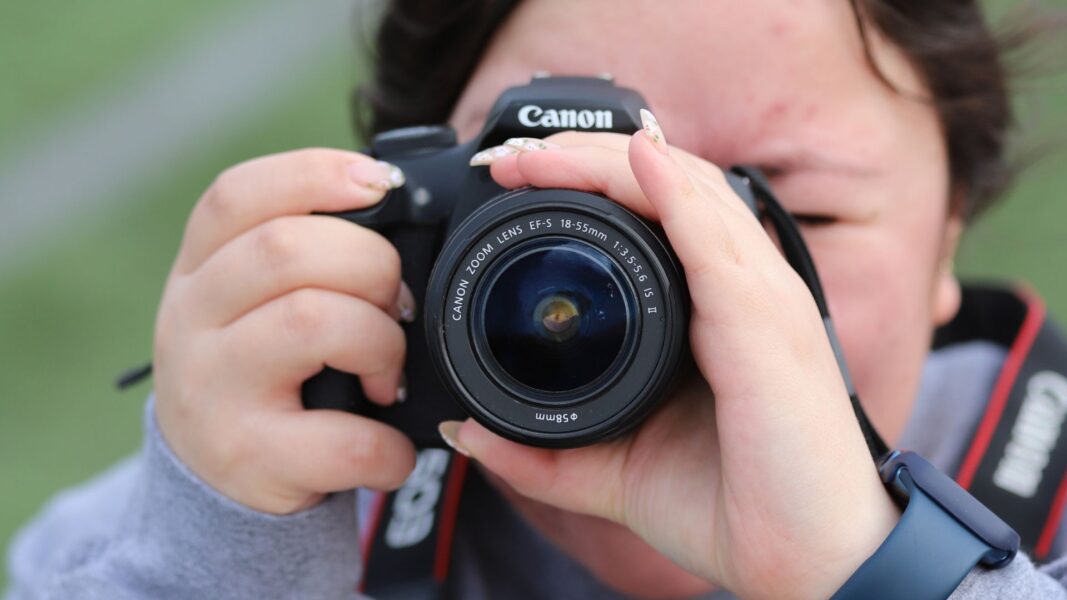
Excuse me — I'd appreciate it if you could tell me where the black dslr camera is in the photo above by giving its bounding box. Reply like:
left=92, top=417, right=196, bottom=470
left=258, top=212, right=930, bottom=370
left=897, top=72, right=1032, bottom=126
left=302, top=76, right=759, bottom=448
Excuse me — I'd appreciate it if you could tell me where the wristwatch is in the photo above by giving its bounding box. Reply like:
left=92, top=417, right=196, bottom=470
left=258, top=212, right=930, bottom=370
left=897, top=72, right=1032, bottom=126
left=831, top=451, right=1019, bottom=600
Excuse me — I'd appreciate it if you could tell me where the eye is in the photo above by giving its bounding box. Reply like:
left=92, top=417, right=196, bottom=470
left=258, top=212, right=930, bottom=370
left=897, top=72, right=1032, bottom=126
left=791, top=213, right=837, bottom=227
left=757, top=211, right=837, bottom=231
left=754, top=164, right=844, bottom=228
left=758, top=165, right=786, bottom=179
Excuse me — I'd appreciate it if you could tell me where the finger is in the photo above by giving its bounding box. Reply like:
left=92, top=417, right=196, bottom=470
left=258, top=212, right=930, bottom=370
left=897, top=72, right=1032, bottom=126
left=628, top=131, right=742, bottom=277
left=628, top=127, right=783, bottom=281
left=484, top=133, right=755, bottom=228
left=184, top=215, right=404, bottom=326
left=259, top=409, right=416, bottom=493
left=488, top=145, right=659, bottom=220
left=542, top=130, right=632, bottom=151
left=683, top=165, right=778, bottom=242
left=177, top=149, right=404, bottom=273
left=629, top=146, right=797, bottom=294
left=221, top=289, right=406, bottom=406
left=489, top=132, right=761, bottom=231
left=448, top=419, right=626, bottom=522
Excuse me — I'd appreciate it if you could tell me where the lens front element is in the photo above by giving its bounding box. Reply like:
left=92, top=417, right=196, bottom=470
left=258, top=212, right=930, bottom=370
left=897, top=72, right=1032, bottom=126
left=476, top=239, right=635, bottom=396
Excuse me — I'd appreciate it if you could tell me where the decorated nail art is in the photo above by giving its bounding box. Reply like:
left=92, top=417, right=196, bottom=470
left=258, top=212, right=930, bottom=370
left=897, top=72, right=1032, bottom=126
left=438, top=421, right=472, bottom=457
left=640, top=108, right=668, bottom=154
left=397, top=281, right=417, bottom=323
left=398, top=302, right=415, bottom=323
left=353, top=160, right=406, bottom=191
left=469, top=144, right=519, bottom=166
left=504, top=137, right=560, bottom=152
left=396, top=372, right=408, bottom=403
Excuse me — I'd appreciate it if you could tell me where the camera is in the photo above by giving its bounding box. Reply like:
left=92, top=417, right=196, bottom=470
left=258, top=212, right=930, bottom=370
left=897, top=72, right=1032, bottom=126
left=302, top=76, right=759, bottom=448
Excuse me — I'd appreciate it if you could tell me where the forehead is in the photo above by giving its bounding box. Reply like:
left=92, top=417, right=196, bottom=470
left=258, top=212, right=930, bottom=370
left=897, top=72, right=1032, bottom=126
left=451, top=0, right=921, bottom=166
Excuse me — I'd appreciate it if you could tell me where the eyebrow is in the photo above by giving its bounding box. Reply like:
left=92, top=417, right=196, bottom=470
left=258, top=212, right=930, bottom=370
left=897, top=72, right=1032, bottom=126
left=748, top=143, right=880, bottom=180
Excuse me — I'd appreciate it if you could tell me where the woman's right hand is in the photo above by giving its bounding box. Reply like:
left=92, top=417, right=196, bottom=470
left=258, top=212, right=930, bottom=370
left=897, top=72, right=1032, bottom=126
left=153, top=148, right=417, bottom=515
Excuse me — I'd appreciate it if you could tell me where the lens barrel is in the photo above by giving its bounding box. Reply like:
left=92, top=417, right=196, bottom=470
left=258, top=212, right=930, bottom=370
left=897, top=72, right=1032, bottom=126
left=424, top=188, right=688, bottom=447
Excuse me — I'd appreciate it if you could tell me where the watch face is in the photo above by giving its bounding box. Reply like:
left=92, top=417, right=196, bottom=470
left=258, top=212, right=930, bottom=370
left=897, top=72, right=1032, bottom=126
left=836, top=450, right=1017, bottom=599
left=883, top=451, right=1018, bottom=565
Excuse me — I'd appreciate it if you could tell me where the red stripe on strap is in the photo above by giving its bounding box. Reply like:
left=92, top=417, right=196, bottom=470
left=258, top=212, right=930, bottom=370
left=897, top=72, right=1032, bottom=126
left=433, top=454, right=470, bottom=582
left=1035, top=470, right=1067, bottom=559
left=956, top=294, right=1046, bottom=490
left=358, top=491, right=388, bottom=593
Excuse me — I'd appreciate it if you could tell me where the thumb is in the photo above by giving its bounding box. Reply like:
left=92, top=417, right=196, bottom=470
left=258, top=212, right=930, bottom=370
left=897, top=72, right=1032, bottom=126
left=438, top=419, right=628, bottom=522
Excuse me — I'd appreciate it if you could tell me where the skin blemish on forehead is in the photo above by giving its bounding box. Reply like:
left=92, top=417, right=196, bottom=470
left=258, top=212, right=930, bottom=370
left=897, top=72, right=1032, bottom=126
left=765, top=101, right=790, bottom=120
left=769, top=18, right=793, bottom=37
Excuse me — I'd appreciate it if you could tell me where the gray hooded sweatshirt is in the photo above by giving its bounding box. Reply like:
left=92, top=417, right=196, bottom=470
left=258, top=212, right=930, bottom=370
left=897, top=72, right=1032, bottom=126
left=6, top=340, right=1067, bottom=599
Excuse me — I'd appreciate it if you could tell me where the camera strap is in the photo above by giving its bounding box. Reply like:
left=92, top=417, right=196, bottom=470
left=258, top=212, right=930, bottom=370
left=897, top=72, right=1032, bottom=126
left=359, top=448, right=470, bottom=599
left=731, top=166, right=890, bottom=460
left=939, top=286, right=1067, bottom=562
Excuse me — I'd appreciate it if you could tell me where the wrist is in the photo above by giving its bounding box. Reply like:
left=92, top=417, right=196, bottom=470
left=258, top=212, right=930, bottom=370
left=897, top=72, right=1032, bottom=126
left=155, top=396, right=325, bottom=515
left=748, top=471, right=901, bottom=600
left=137, top=396, right=362, bottom=595
left=805, top=479, right=901, bottom=599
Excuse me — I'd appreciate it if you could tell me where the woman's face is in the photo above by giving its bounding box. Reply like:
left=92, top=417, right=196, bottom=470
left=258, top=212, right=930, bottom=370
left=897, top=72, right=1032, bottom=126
left=449, top=0, right=962, bottom=595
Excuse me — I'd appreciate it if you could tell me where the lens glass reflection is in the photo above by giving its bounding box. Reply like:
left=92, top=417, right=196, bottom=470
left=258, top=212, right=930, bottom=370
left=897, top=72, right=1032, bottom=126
left=477, top=238, right=634, bottom=394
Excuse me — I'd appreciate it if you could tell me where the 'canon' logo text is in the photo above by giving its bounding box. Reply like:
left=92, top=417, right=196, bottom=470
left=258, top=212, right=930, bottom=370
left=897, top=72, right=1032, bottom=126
left=385, top=448, right=449, bottom=549
left=517, top=105, right=613, bottom=130
left=993, top=370, right=1067, bottom=498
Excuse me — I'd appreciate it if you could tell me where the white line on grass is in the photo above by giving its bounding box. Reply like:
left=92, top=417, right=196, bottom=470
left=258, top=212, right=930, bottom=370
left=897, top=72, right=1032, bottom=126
left=0, top=0, right=361, bottom=272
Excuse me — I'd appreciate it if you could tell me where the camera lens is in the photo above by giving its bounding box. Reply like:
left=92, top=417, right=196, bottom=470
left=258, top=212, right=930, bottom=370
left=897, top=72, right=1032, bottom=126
left=425, top=188, right=688, bottom=448
left=474, top=238, right=635, bottom=396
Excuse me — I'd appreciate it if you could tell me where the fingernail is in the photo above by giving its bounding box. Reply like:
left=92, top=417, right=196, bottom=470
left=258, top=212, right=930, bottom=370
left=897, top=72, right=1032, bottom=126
left=640, top=109, right=668, bottom=155
left=396, top=373, right=408, bottom=403
left=469, top=145, right=519, bottom=167
left=397, top=281, right=416, bottom=323
left=504, top=137, right=560, bottom=153
left=350, top=160, right=405, bottom=191
left=438, top=421, right=472, bottom=457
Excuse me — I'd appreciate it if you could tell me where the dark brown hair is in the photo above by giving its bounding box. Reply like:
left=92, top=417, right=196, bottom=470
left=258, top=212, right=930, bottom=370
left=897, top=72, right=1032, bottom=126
left=849, top=1, right=1025, bottom=218
left=354, top=0, right=1043, bottom=220
left=353, top=0, right=518, bottom=138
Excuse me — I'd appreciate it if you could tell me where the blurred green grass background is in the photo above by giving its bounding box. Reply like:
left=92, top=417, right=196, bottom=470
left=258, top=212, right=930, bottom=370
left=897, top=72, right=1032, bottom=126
left=0, top=1, right=239, bottom=149
left=0, top=2, right=361, bottom=586
left=0, top=1, right=1065, bottom=590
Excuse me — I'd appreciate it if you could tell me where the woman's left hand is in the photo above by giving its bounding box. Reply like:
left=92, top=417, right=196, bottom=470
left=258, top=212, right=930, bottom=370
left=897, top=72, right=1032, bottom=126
left=447, top=116, right=899, bottom=600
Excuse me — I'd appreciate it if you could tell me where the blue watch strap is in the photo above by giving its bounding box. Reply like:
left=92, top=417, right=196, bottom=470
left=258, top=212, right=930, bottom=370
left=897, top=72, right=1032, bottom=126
left=831, top=486, right=989, bottom=600
left=831, top=451, right=1019, bottom=600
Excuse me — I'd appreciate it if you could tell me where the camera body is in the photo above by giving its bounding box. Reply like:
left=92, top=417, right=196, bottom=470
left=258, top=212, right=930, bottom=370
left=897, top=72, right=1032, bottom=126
left=302, top=76, right=758, bottom=448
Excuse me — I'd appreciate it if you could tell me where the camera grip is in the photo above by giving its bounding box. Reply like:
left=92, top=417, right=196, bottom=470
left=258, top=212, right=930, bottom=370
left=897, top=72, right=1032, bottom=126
left=301, top=224, right=467, bottom=447
left=301, top=366, right=371, bottom=413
